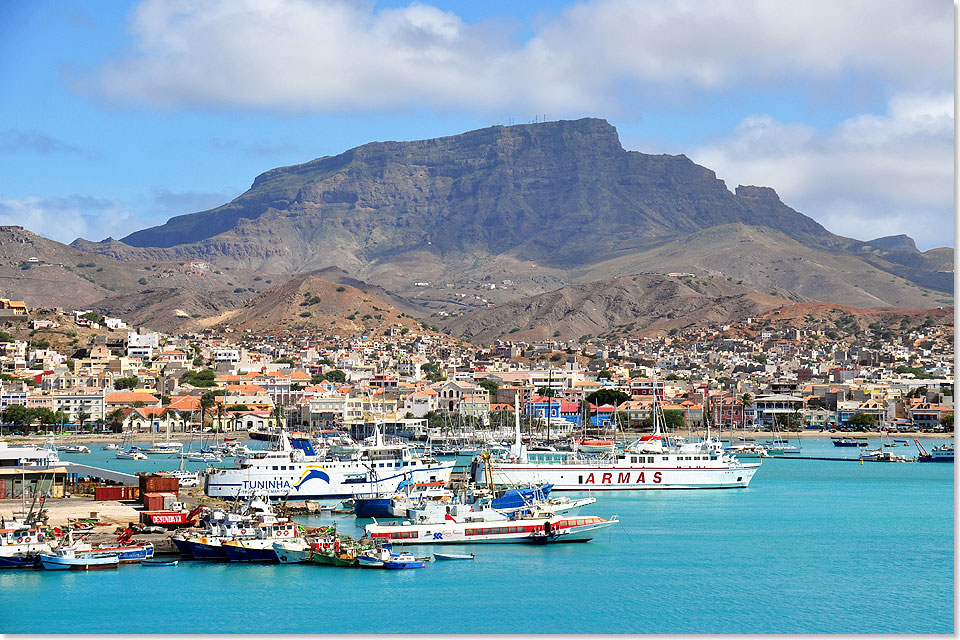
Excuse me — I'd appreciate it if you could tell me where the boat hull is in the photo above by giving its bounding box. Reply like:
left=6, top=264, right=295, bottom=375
left=40, top=554, right=119, bottom=570
left=79, top=543, right=154, bottom=563
left=205, top=462, right=455, bottom=500
left=273, top=542, right=312, bottom=564
left=222, top=541, right=278, bottom=563
left=480, top=462, right=760, bottom=490
left=179, top=538, right=229, bottom=561
left=310, top=552, right=358, bottom=567
left=353, top=498, right=394, bottom=518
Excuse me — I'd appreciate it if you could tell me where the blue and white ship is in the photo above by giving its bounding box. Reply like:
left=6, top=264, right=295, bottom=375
left=204, top=430, right=454, bottom=500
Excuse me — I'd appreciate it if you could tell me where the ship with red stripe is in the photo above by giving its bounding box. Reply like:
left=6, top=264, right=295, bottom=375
left=476, top=395, right=760, bottom=491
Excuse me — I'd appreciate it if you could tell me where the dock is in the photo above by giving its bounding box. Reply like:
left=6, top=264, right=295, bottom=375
left=59, top=462, right=138, bottom=484
left=771, top=456, right=917, bottom=463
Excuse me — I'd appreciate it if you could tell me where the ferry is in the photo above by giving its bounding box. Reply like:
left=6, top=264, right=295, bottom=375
left=204, top=430, right=454, bottom=500
left=475, top=397, right=760, bottom=491
left=366, top=505, right=617, bottom=544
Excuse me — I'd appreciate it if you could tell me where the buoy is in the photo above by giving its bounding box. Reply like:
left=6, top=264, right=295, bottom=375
left=860, top=459, right=863, bottom=465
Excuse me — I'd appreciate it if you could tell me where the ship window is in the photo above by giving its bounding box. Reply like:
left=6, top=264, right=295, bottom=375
left=272, top=466, right=278, bottom=470
left=631, top=457, right=637, bottom=463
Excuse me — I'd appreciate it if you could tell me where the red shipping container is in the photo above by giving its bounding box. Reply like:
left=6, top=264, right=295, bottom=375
left=95, top=487, right=125, bottom=501
left=142, top=492, right=166, bottom=511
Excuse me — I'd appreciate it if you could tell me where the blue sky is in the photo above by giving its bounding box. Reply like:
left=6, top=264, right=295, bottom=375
left=0, top=0, right=953, bottom=249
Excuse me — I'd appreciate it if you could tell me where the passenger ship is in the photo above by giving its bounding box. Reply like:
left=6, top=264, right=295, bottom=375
left=205, top=430, right=454, bottom=500
left=476, top=397, right=761, bottom=491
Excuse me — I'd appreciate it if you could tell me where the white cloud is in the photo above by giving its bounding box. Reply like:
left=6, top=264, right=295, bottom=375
left=89, top=0, right=951, bottom=113
left=0, top=195, right=145, bottom=244
left=689, top=92, right=954, bottom=249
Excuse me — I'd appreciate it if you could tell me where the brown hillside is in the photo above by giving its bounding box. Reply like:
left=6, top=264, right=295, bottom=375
left=192, top=274, right=439, bottom=337
left=444, top=273, right=789, bottom=344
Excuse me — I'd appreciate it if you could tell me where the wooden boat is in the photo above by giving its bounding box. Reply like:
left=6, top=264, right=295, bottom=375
left=40, top=548, right=119, bottom=571
left=141, top=558, right=178, bottom=566
left=433, top=552, right=475, bottom=561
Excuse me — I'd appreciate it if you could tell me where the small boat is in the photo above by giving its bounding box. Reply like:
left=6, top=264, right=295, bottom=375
left=116, top=449, right=148, bottom=460
left=433, top=553, right=475, bottom=561
left=832, top=437, right=867, bottom=447
left=40, top=547, right=119, bottom=571
left=102, top=443, right=120, bottom=451
left=383, top=552, right=426, bottom=569
left=141, top=558, right=178, bottom=566
left=61, top=445, right=91, bottom=453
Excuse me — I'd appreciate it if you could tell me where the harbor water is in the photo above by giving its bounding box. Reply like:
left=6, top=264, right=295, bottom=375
left=0, top=437, right=953, bottom=634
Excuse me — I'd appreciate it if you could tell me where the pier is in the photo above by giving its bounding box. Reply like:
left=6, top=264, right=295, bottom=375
left=59, top=462, right=138, bottom=484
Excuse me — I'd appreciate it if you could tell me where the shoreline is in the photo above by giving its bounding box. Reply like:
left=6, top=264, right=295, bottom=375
left=0, top=429, right=952, bottom=445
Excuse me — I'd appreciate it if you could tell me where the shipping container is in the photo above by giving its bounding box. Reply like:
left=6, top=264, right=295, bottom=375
left=142, top=492, right=166, bottom=511
left=138, top=474, right=180, bottom=496
left=94, top=486, right=125, bottom=501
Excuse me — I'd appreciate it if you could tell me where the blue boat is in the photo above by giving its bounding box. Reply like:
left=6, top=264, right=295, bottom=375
left=354, top=497, right=394, bottom=518
left=0, top=553, right=42, bottom=569
left=490, top=484, right=553, bottom=510
left=141, top=558, right=178, bottom=566
left=383, top=552, right=425, bottom=569
left=79, top=542, right=154, bottom=563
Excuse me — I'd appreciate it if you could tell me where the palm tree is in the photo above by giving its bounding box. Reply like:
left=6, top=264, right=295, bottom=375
left=106, top=408, right=125, bottom=433
left=75, top=411, right=90, bottom=433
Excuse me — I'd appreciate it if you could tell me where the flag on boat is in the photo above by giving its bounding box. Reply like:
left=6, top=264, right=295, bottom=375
left=635, top=433, right=663, bottom=453
left=444, top=514, right=457, bottom=523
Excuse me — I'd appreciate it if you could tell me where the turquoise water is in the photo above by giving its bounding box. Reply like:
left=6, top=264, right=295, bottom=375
left=1, top=438, right=953, bottom=634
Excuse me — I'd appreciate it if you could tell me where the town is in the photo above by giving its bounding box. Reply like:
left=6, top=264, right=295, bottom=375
left=0, top=296, right=952, bottom=442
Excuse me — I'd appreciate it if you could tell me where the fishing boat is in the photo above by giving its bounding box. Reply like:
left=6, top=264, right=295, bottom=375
left=273, top=537, right=314, bottom=564
left=78, top=541, right=154, bottom=563
left=831, top=437, right=868, bottom=447
left=141, top=558, right=178, bottom=566
left=383, top=551, right=425, bottom=569
left=204, top=428, right=454, bottom=500
left=222, top=520, right=299, bottom=562
left=433, top=552, right=475, bottom=561
left=40, top=547, right=119, bottom=571
left=914, top=440, right=954, bottom=463
left=476, top=389, right=759, bottom=491
left=171, top=499, right=269, bottom=560
left=0, top=522, right=56, bottom=568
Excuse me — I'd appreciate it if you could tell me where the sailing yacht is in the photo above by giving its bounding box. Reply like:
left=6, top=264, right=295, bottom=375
left=475, top=388, right=761, bottom=491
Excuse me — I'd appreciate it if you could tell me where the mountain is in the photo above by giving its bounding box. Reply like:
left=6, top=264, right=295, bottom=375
left=443, top=273, right=788, bottom=343
left=72, top=118, right=951, bottom=312
left=865, top=234, right=918, bottom=252
left=190, top=273, right=438, bottom=337
left=0, top=225, right=285, bottom=320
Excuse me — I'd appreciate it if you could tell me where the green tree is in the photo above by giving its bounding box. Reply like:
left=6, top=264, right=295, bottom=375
left=478, top=379, right=500, bottom=396
left=75, top=411, right=91, bottom=430
left=849, top=413, right=878, bottom=428
left=1, top=404, right=32, bottom=428
left=114, top=376, right=140, bottom=390
left=106, top=408, right=125, bottom=433
left=324, top=369, right=347, bottom=384
left=585, top=389, right=631, bottom=407
left=663, top=409, right=686, bottom=428
left=181, top=369, right=217, bottom=387
left=536, top=387, right=558, bottom=398
left=941, top=414, right=953, bottom=431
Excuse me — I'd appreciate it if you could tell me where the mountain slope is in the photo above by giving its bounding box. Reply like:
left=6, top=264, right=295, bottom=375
left=191, top=274, right=435, bottom=337
left=76, top=119, right=844, bottom=270
left=443, top=274, right=788, bottom=343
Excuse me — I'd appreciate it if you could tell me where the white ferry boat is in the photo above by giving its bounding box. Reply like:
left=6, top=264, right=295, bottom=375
left=204, top=430, right=454, bottom=500
left=476, top=396, right=760, bottom=491
left=366, top=502, right=616, bottom=544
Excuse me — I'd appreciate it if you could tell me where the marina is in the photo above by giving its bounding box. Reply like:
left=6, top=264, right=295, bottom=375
left=0, top=435, right=953, bottom=634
